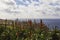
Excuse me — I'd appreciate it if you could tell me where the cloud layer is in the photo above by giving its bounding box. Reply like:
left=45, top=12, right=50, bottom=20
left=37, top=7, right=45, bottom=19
left=0, top=0, right=60, bottom=19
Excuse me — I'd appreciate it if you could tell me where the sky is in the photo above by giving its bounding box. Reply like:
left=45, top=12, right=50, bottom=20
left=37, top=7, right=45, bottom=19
left=0, top=0, right=60, bottom=19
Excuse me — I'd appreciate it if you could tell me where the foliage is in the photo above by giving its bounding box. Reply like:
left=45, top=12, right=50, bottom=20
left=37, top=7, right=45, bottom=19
left=0, top=25, right=60, bottom=40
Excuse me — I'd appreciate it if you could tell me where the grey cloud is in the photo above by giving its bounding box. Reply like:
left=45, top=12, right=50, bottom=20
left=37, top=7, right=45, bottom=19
left=35, top=10, right=40, bottom=12
left=34, top=4, right=40, bottom=6
left=49, top=3, right=60, bottom=6
left=49, top=0, right=60, bottom=6
left=35, top=10, right=46, bottom=15
left=52, top=14, right=60, bottom=17
left=42, top=11, right=46, bottom=15
left=1, top=0, right=15, bottom=5
left=55, top=7, right=60, bottom=11
left=4, top=9, right=21, bottom=14
left=4, top=2, right=14, bottom=5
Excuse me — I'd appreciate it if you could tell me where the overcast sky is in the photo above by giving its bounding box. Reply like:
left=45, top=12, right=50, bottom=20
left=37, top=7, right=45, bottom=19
left=0, top=0, right=60, bottom=19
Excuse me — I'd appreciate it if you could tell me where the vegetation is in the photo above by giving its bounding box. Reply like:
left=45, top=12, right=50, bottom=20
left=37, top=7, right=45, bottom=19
left=0, top=25, right=60, bottom=40
left=0, top=19, right=60, bottom=40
